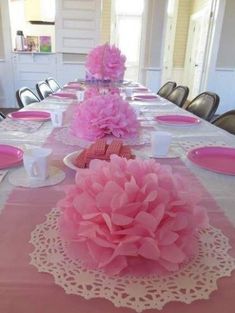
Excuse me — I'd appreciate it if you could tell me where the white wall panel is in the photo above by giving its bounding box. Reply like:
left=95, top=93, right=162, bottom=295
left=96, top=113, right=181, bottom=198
left=207, top=68, right=235, bottom=114
left=63, top=0, right=96, bottom=10
left=143, top=68, right=162, bottom=92
left=56, top=0, right=101, bottom=53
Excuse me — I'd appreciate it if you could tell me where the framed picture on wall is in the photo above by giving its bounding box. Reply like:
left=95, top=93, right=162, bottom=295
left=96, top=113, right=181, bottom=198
left=39, top=36, right=52, bottom=53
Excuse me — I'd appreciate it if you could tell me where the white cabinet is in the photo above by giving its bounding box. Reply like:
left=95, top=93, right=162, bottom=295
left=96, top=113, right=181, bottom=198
left=24, top=0, right=55, bottom=22
left=12, top=52, right=57, bottom=93
left=12, top=52, right=86, bottom=97
left=56, top=0, right=102, bottom=53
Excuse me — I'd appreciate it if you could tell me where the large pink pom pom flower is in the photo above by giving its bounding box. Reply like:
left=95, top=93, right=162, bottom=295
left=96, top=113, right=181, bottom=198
left=70, top=94, right=139, bottom=140
left=58, top=156, right=208, bottom=276
left=85, top=44, right=126, bottom=81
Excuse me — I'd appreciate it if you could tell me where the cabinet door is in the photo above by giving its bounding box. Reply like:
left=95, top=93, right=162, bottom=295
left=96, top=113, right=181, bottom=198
left=56, top=0, right=101, bottom=53
left=24, top=0, right=40, bottom=21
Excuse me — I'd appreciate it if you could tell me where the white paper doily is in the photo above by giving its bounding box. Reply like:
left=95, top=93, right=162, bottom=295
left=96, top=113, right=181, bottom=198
left=29, top=208, right=235, bottom=312
left=177, top=138, right=228, bottom=152
left=9, top=166, right=65, bottom=188
left=53, top=127, right=150, bottom=147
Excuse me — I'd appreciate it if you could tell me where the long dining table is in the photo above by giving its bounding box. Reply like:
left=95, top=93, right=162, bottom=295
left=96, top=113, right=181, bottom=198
left=0, top=85, right=235, bottom=313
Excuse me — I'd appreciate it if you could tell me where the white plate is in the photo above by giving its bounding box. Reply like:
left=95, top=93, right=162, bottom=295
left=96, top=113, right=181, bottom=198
left=63, top=151, right=81, bottom=171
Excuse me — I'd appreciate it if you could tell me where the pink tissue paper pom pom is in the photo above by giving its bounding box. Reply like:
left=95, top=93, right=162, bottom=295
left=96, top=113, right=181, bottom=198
left=70, top=93, right=139, bottom=140
left=58, top=155, right=208, bottom=276
left=85, top=44, right=126, bottom=81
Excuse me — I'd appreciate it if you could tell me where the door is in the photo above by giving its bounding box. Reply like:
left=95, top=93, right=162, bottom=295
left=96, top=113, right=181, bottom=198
left=56, top=0, right=102, bottom=53
left=161, top=0, right=179, bottom=84
left=0, top=0, right=16, bottom=107
left=183, top=4, right=212, bottom=99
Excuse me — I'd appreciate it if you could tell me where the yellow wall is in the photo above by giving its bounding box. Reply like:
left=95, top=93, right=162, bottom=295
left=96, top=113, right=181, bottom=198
left=191, top=0, right=210, bottom=14
left=101, top=0, right=112, bottom=43
left=173, top=0, right=191, bottom=67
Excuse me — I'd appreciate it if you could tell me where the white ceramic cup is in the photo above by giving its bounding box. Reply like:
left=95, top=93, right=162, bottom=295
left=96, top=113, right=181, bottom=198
left=76, top=90, right=85, bottom=102
left=134, top=107, right=141, bottom=117
left=23, top=148, right=52, bottom=181
left=124, top=87, right=133, bottom=98
left=151, top=131, right=172, bottom=157
left=50, top=110, right=64, bottom=127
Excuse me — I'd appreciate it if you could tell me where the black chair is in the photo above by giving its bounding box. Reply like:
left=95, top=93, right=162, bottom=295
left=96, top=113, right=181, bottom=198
left=212, top=110, right=235, bottom=135
left=46, top=77, right=61, bottom=93
left=184, top=92, right=220, bottom=121
left=16, top=87, right=40, bottom=108
left=166, top=85, right=189, bottom=107
left=36, top=81, right=53, bottom=100
left=0, top=111, right=6, bottom=120
left=157, top=81, right=177, bottom=98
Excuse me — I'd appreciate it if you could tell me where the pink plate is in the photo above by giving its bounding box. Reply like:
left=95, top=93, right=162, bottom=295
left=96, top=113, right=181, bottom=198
left=187, top=146, right=235, bottom=175
left=63, top=85, right=83, bottom=90
left=133, top=87, right=149, bottom=92
left=155, top=115, right=200, bottom=126
left=8, top=111, right=51, bottom=121
left=68, top=81, right=84, bottom=85
left=133, top=94, right=158, bottom=101
left=53, top=92, right=76, bottom=99
left=0, top=144, right=23, bottom=169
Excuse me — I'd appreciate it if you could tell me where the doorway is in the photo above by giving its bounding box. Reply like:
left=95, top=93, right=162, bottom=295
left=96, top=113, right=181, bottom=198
left=111, top=0, right=145, bottom=81
left=183, top=2, right=212, bottom=99
left=161, top=0, right=179, bottom=84
left=161, top=0, right=223, bottom=100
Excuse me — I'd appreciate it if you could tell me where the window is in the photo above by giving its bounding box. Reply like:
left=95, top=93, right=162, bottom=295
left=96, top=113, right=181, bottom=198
left=112, top=0, right=144, bottom=81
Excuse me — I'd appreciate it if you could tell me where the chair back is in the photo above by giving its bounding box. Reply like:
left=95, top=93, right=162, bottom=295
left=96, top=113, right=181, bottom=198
left=36, top=81, right=53, bottom=100
left=185, top=92, right=219, bottom=121
left=46, top=77, right=61, bottom=93
left=166, top=85, right=189, bottom=107
left=157, top=81, right=176, bottom=98
left=212, top=110, right=235, bottom=135
left=0, top=111, right=6, bottom=121
left=16, top=87, right=40, bottom=108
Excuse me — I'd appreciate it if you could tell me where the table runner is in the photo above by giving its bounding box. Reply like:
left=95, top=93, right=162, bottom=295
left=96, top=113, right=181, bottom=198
left=0, top=98, right=235, bottom=313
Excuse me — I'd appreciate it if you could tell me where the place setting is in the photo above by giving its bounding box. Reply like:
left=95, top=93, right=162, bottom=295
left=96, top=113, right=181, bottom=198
left=0, top=144, right=24, bottom=170
left=187, top=145, right=235, bottom=175
left=8, top=147, right=65, bottom=188
left=155, top=114, right=201, bottom=126
left=0, top=142, right=66, bottom=188
left=132, top=93, right=159, bottom=102
left=0, top=111, right=51, bottom=133
left=8, top=110, right=51, bottom=121
left=50, top=90, right=77, bottom=100
left=7, top=109, right=66, bottom=129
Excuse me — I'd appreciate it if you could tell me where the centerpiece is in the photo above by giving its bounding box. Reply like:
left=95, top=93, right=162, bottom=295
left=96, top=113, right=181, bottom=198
left=70, top=93, right=139, bottom=140
left=58, top=155, right=208, bottom=276
left=85, top=43, right=126, bottom=83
